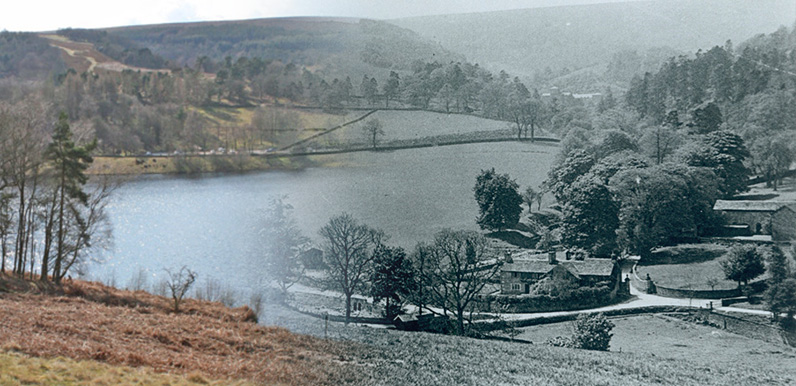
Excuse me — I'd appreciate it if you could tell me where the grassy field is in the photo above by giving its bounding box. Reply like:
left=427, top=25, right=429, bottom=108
left=268, top=306, right=796, bottom=385
left=512, top=314, right=796, bottom=368
left=308, top=110, right=521, bottom=148
left=635, top=244, right=744, bottom=290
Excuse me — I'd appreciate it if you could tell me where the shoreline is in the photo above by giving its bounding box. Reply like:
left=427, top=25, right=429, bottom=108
left=89, top=137, right=560, bottom=176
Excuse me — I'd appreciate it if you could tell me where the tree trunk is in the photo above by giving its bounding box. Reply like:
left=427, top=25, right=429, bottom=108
left=345, top=293, right=352, bottom=325
left=54, top=170, right=66, bottom=284
left=456, top=308, right=465, bottom=336
left=41, top=189, right=58, bottom=281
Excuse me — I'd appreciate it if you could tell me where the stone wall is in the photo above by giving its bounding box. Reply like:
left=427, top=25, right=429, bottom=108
left=772, top=209, right=796, bottom=240
left=722, top=211, right=772, bottom=235
left=653, top=284, right=740, bottom=299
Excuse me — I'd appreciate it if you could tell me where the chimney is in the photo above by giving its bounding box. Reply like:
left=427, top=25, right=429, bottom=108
left=548, top=251, right=557, bottom=265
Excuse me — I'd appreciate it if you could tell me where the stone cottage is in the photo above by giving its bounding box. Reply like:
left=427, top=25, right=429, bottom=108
left=713, top=200, right=796, bottom=241
left=500, top=250, right=621, bottom=295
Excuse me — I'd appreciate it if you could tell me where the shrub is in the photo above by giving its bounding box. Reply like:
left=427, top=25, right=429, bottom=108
left=571, top=313, right=614, bottom=351
left=164, top=266, right=197, bottom=312
left=545, top=336, right=573, bottom=348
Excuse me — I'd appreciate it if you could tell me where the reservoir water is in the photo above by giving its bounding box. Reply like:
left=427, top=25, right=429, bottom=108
left=88, top=142, right=557, bottom=299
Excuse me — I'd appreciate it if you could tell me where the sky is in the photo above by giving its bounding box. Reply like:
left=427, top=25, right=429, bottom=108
left=1, top=0, right=645, bottom=32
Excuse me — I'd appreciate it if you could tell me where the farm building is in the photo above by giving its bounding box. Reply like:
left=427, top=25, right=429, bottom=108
left=712, top=200, right=796, bottom=241
left=500, top=250, right=621, bottom=295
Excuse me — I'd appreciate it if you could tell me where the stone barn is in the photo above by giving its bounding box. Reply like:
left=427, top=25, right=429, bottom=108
left=713, top=200, right=796, bottom=241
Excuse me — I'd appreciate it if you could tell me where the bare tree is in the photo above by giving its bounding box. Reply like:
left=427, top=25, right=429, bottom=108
left=165, top=266, right=197, bottom=312
left=361, top=118, right=384, bottom=149
left=425, top=229, right=501, bottom=335
left=319, top=213, right=384, bottom=324
left=54, top=176, right=117, bottom=281
left=0, top=97, right=49, bottom=278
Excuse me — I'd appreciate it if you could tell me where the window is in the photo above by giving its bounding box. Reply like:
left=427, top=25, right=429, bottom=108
left=511, top=283, right=521, bottom=291
left=511, top=272, right=519, bottom=278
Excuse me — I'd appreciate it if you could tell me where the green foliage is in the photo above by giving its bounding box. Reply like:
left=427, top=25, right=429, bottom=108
left=546, top=313, right=614, bottom=351
left=595, top=130, right=637, bottom=159
left=545, top=335, right=574, bottom=348
left=44, top=112, right=97, bottom=283
left=545, top=149, right=596, bottom=203
left=687, top=101, right=723, bottom=134
left=678, top=130, right=750, bottom=198
left=553, top=151, right=647, bottom=257
left=720, top=245, right=765, bottom=286
left=765, top=278, right=796, bottom=321
left=612, top=163, right=719, bottom=259
left=559, top=175, right=619, bottom=258
left=369, top=244, right=415, bottom=319
left=473, top=168, right=523, bottom=231
left=762, top=245, right=790, bottom=285
left=261, top=196, right=309, bottom=295
left=571, top=313, right=615, bottom=351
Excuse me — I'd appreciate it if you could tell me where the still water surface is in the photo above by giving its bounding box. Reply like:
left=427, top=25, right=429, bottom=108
left=88, top=142, right=556, bottom=297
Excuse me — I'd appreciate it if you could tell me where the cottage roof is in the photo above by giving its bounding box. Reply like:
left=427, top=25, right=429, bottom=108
left=713, top=200, right=796, bottom=213
left=563, top=259, right=616, bottom=277
left=394, top=314, right=418, bottom=323
left=503, top=255, right=615, bottom=278
left=503, top=259, right=558, bottom=274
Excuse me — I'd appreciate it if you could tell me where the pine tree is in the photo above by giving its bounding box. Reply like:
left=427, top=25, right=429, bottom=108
left=44, top=112, right=96, bottom=283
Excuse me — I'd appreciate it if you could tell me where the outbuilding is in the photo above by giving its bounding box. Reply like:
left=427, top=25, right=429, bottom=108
left=713, top=200, right=796, bottom=241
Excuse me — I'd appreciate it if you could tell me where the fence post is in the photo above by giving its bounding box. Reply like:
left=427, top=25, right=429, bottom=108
left=324, top=312, right=329, bottom=339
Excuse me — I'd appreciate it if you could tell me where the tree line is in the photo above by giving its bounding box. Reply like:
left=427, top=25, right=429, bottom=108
left=262, top=199, right=500, bottom=336
left=0, top=98, right=112, bottom=284
left=624, top=26, right=796, bottom=190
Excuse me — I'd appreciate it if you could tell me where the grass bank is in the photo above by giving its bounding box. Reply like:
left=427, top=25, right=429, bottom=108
left=0, top=351, right=251, bottom=386
left=637, top=243, right=743, bottom=291
left=0, top=274, right=368, bottom=385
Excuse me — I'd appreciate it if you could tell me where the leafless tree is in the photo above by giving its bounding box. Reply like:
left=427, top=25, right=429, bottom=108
left=361, top=118, right=384, bottom=149
left=319, top=213, right=384, bottom=324
left=425, top=229, right=501, bottom=335
left=165, top=266, right=197, bottom=312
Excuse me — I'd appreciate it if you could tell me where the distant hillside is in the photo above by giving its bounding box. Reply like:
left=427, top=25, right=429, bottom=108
left=0, top=31, right=66, bottom=79
left=103, top=17, right=464, bottom=79
left=392, top=0, right=796, bottom=78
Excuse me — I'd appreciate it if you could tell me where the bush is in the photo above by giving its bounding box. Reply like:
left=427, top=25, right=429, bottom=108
left=164, top=266, right=197, bottom=312
left=571, top=313, right=614, bottom=351
left=545, top=336, right=573, bottom=348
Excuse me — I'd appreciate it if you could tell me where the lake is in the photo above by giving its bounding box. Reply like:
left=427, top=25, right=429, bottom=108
left=88, top=141, right=557, bottom=299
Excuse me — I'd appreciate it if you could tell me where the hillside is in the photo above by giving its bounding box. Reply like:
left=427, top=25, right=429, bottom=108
left=392, top=0, right=796, bottom=79
left=2, top=274, right=795, bottom=385
left=0, top=275, right=366, bottom=385
left=103, top=17, right=464, bottom=80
